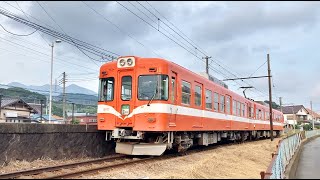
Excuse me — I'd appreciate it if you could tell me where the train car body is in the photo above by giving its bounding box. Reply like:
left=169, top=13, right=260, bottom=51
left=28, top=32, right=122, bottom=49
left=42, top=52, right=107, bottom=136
left=97, top=56, right=284, bottom=155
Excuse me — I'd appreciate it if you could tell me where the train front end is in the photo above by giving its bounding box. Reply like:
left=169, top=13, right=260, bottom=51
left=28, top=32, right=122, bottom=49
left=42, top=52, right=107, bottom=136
left=97, top=56, right=170, bottom=156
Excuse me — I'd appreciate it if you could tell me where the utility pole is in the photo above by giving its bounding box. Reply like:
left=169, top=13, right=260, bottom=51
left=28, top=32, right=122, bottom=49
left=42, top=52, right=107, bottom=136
left=45, top=96, right=48, bottom=115
left=267, top=54, right=274, bottom=141
left=40, top=99, right=43, bottom=122
left=279, top=97, right=283, bottom=112
left=0, top=94, right=2, bottom=121
left=72, top=103, right=75, bottom=123
left=62, top=72, right=66, bottom=124
left=202, top=56, right=212, bottom=75
left=311, top=100, right=314, bottom=130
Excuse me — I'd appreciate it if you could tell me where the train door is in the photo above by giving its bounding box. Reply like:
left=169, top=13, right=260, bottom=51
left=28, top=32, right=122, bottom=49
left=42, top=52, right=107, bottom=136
left=193, top=81, right=203, bottom=128
left=169, top=71, right=177, bottom=127
left=115, top=70, right=135, bottom=127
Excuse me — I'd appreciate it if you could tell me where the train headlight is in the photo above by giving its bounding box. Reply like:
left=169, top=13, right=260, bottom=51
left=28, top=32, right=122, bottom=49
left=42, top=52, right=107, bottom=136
left=127, top=58, right=133, bottom=66
left=119, top=59, right=126, bottom=66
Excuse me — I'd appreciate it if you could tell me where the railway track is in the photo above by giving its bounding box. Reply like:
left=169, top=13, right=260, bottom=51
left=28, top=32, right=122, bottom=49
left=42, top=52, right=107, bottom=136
left=0, top=138, right=275, bottom=179
left=0, top=154, right=128, bottom=179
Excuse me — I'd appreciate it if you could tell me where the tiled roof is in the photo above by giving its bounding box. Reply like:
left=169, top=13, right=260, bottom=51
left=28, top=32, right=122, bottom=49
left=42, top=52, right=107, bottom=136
left=305, top=108, right=320, bottom=118
left=28, top=103, right=42, bottom=114
left=282, top=105, right=305, bottom=114
left=0, top=98, right=20, bottom=108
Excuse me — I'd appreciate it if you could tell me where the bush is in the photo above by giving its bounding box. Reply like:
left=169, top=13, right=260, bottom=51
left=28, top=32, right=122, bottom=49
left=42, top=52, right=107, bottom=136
left=303, top=123, right=312, bottom=131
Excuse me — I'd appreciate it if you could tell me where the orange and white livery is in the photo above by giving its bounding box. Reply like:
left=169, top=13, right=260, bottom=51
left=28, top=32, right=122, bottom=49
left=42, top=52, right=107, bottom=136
left=97, top=56, right=284, bottom=156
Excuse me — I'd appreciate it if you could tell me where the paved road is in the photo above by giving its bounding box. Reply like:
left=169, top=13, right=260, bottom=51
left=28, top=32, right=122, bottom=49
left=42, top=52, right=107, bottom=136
left=295, top=137, right=320, bottom=179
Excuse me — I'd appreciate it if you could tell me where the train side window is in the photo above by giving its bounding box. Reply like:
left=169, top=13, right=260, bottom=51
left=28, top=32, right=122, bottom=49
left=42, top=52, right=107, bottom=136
left=181, top=80, right=191, bottom=105
left=205, top=89, right=212, bottom=110
left=226, top=96, right=231, bottom=114
left=220, top=95, right=225, bottom=113
left=214, top=92, right=219, bottom=111
left=256, top=109, right=260, bottom=120
left=237, top=101, right=241, bottom=116
left=171, top=77, right=175, bottom=103
left=242, top=103, right=245, bottom=117
left=233, top=100, right=237, bottom=115
left=195, top=85, right=202, bottom=107
left=121, top=76, right=132, bottom=101
left=248, top=106, right=251, bottom=118
left=251, top=107, right=254, bottom=118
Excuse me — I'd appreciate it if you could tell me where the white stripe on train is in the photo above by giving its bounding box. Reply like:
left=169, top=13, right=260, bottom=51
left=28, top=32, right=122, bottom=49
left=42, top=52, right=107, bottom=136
left=97, top=103, right=284, bottom=127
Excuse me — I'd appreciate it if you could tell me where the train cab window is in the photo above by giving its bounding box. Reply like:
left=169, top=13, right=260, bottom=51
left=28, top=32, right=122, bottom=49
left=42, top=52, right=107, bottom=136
left=248, top=106, right=252, bottom=118
left=138, top=75, right=168, bottom=101
left=121, top=76, right=132, bottom=101
left=181, top=80, right=191, bottom=105
left=195, top=85, right=202, bottom=107
left=214, top=92, right=219, bottom=111
left=233, top=100, right=237, bottom=115
left=226, top=96, right=231, bottom=114
left=205, top=89, right=212, bottom=110
left=98, top=77, right=114, bottom=101
left=220, top=95, right=225, bottom=113
left=171, top=77, right=175, bottom=103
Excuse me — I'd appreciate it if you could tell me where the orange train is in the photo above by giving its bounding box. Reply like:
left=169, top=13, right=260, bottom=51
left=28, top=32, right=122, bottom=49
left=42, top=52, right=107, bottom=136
left=97, top=56, right=284, bottom=156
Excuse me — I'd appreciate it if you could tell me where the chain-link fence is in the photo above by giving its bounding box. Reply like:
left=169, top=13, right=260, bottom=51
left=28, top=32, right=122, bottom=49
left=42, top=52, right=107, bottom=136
left=261, top=130, right=320, bottom=179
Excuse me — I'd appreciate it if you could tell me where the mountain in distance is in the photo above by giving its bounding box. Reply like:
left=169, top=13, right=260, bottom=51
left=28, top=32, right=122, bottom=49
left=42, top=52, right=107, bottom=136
left=7, top=82, right=97, bottom=95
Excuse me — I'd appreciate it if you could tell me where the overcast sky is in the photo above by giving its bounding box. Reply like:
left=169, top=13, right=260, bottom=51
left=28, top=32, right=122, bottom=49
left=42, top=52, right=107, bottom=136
left=0, top=1, right=320, bottom=111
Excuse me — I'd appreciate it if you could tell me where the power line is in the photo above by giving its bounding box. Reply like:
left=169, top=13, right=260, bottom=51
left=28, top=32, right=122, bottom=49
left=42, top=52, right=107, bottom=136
left=35, top=1, right=100, bottom=66
left=0, top=7, right=119, bottom=60
left=0, top=23, right=37, bottom=36
left=0, top=36, right=97, bottom=72
left=14, top=1, right=50, bottom=44
left=81, top=1, right=165, bottom=59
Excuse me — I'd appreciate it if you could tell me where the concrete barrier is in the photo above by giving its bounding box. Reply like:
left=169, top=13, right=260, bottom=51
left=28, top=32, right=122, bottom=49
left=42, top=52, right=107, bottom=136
left=0, top=123, right=115, bottom=166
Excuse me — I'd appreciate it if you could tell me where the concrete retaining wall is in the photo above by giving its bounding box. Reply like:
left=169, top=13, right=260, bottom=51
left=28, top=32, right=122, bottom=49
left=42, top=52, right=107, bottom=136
left=0, top=123, right=115, bottom=166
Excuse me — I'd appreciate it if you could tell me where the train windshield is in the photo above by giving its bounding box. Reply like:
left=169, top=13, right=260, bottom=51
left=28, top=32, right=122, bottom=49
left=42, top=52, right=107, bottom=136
left=138, top=75, right=168, bottom=101
left=98, top=77, right=115, bottom=101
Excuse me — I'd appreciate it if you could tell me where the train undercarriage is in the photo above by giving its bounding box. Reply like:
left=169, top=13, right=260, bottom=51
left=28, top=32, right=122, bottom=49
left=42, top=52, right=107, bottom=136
left=106, top=128, right=282, bottom=156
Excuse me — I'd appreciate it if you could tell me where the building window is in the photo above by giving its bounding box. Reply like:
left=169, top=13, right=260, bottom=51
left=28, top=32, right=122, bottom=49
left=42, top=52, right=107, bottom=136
left=181, top=80, right=191, bottom=105
left=205, top=89, right=212, bottom=110
left=195, top=85, right=202, bottom=107
left=214, top=92, right=219, bottom=111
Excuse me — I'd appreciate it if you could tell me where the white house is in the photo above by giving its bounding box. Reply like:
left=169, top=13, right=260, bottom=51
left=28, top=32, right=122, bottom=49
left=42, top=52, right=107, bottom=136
left=282, top=105, right=309, bottom=127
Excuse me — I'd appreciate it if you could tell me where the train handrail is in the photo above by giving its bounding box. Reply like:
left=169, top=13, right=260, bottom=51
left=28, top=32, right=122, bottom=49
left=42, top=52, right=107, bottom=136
left=260, top=130, right=320, bottom=179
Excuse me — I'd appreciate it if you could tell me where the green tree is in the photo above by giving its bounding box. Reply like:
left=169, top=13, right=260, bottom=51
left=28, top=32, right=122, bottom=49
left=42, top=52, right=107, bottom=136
left=71, top=118, right=80, bottom=125
left=264, top=100, right=280, bottom=109
left=52, top=103, right=63, bottom=117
